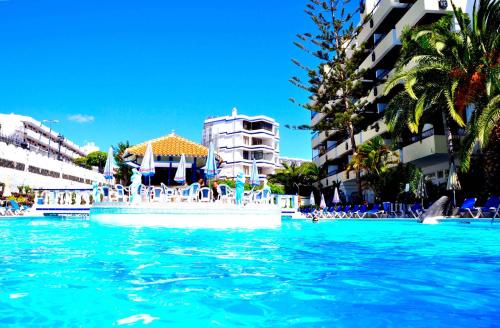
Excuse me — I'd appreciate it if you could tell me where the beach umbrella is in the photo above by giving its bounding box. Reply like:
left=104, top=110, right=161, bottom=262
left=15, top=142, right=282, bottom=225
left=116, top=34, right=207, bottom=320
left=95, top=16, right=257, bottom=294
left=332, top=187, right=340, bottom=204
left=140, top=142, right=156, bottom=187
left=103, top=146, right=115, bottom=184
left=204, top=141, right=217, bottom=179
left=249, top=158, right=260, bottom=188
left=320, top=193, right=326, bottom=208
left=3, top=177, right=11, bottom=197
left=174, top=154, right=187, bottom=185
left=310, top=191, right=315, bottom=206
left=446, top=162, right=461, bottom=206
left=416, top=174, right=427, bottom=207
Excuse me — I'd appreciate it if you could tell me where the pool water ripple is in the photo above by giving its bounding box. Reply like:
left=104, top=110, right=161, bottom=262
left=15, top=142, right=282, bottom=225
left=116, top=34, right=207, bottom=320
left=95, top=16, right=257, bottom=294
left=0, top=219, right=498, bottom=327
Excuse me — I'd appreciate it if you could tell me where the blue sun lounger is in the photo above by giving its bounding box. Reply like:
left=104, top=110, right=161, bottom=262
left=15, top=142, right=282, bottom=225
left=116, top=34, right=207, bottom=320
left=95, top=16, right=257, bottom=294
left=473, top=196, right=500, bottom=218
left=458, top=197, right=477, bottom=218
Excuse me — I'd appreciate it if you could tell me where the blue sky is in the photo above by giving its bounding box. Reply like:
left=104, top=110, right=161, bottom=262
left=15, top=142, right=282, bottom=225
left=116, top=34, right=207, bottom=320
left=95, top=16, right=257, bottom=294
left=0, top=0, right=319, bottom=159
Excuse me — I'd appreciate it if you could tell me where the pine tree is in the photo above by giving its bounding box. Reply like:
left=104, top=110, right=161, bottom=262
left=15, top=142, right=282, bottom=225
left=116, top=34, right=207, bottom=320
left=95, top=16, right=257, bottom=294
left=289, top=0, right=369, bottom=198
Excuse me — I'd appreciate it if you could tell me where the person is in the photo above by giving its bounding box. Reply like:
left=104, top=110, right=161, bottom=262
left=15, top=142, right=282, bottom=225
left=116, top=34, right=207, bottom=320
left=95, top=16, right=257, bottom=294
left=198, top=179, right=205, bottom=187
left=212, top=181, right=219, bottom=202
left=235, top=171, right=245, bottom=205
left=129, top=168, right=143, bottom=204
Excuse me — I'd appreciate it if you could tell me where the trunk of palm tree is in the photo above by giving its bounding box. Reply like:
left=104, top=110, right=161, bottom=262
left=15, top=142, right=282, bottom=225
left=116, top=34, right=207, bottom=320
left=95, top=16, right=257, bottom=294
left=441, top=110, right=455, bottom=165
left=483, top=125, right=500, bottom=195
left=348, top=121, right=362, bottom=200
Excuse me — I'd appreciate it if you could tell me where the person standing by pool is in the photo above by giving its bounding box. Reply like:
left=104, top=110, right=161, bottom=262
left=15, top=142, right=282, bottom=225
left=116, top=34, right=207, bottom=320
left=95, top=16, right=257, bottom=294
left=235, top=172, right=245, bottom=205
left=212, top=181, right=219, bottom=202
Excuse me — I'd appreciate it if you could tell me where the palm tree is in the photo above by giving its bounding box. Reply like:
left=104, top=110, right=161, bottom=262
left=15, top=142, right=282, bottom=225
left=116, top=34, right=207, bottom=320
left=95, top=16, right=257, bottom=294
left=384, top=0, right=499, bottom=171
left=113, top=141, right=132, bottom=186
left=268, top=162, right=320, bottom=195
left=346, top=136, right=399, bottom=199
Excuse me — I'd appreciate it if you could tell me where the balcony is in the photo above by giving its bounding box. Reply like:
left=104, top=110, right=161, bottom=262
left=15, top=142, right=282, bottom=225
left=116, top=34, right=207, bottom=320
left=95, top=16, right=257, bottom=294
left=395, top=0, right=455, bottom=39
left=357, top=0, right=410, bottom=46
left=360, top=29, right=401, bottom=71
left=401, top=130, right=448, bottom=163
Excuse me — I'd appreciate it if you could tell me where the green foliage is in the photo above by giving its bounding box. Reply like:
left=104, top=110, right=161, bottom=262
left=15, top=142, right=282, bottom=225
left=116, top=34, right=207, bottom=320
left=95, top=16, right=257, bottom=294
left=73, top=151, right=107, bottom=173
left=290, top=0, right=370, bottom=195
left=268, top=183, right=285, bottom=195
left=86, top=151, right=107, bottom=169
left=73, top=156, right=91, bottom=169
left=216, top=179, right=252, bottom=191
left=384, top=0, right=500, bottom=172
left=113, top=141, right=132, bottom=185
left=268, top=162, right=319, bottom=195
left=376, top=163, right=423, bottom=203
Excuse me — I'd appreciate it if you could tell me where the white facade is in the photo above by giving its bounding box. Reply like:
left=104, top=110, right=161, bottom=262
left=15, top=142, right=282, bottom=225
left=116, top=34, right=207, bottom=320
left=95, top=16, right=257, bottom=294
left=202, top=108, right=280, bottom=180
left=0, top=113, right=105, bottom=189
left=0, top=113, right=88, bottom=161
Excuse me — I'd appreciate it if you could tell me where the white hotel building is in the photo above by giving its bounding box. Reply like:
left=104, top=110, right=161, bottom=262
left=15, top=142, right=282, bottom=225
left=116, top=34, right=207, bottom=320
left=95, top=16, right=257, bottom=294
left=202, top=108, right=280, bottom=181
left=0, top=113, right=105, bottom=189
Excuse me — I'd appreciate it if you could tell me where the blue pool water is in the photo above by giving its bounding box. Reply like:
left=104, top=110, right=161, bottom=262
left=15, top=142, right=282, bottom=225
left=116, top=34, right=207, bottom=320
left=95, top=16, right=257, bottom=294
left=0, top=218, right=499, bottom=327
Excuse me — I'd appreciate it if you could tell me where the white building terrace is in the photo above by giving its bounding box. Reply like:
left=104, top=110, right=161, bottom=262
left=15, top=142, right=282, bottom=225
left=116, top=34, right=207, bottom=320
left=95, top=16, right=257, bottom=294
left=202, top=108, right=280, bottom=180
left=0, top=114, right=105, bottom=190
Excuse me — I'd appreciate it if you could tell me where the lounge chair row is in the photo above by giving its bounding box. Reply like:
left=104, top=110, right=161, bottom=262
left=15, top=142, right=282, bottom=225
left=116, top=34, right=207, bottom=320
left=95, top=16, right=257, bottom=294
left=0, top=200, right=30, bottom=216
left=300, top=196, right=500, bottom=220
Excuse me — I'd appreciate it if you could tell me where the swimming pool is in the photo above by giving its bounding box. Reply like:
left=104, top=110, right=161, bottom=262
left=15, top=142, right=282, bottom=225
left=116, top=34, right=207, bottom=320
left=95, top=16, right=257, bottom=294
left=0, top=218, right=498, bottom=327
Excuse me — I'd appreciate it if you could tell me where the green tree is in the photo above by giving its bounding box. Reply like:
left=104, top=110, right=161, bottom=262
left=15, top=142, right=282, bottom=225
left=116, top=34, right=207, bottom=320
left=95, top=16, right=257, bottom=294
left=268, top=162, right=320, bottom=195
left=384, top=0, right=499, bottom=173
left=289, top=0, right=370, bottom=197
left=113, top=141, right=132, bottom=186
left=73, top=156, right=91, bottom=169
left=346, top=136, right=399, bottom=200
left=86, top=151, right=107, bottom=173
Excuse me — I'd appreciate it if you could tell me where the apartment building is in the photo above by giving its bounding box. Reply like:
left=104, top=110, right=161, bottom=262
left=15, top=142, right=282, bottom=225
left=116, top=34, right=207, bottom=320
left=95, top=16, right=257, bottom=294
left=202, top=108, right=280, bottom=180
left=0, top=113, right=104, bottom=188
left=0, top=113, right=88, bottom=161
left=312, top=0, right=472, bottom=198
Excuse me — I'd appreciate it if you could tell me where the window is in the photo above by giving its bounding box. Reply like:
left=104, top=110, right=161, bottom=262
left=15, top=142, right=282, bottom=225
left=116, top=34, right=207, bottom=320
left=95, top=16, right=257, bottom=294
left=243, top=136, right=250, bottom=145
left=243, top=151, right=249, bottom=160
left=244, top=166, right=249, bottom=175
left=252, top=138, right=262, bottom=145
left=253, top=151, right=264, bottom=160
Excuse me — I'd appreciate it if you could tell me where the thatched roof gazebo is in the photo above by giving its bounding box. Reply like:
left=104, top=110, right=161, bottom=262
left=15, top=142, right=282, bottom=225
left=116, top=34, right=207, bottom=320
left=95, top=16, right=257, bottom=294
left=123, top=132, right=220, bottom=186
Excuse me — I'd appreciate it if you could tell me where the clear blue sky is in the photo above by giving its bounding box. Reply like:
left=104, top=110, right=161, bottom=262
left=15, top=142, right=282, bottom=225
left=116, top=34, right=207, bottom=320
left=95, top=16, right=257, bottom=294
left=0, top=0, right=319, bottom=159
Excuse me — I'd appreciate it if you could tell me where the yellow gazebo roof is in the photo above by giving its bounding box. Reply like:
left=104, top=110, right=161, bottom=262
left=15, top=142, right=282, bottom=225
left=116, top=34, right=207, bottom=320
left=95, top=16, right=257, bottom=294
left=125, top=132, right=213, bottom=158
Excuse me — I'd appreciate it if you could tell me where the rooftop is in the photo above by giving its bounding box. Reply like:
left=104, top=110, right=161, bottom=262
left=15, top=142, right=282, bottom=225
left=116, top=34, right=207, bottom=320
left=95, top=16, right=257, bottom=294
left=125, top=132, right=217, bottom=158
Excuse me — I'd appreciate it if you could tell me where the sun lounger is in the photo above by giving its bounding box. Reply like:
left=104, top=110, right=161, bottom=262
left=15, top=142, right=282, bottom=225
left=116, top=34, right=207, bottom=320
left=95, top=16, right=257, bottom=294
left=354, top=204, right=368, bottom=218
left=345, top=205, right=360, bottom=218
left=458, top=197, right=478, bottom=218
left=408, top=203, right=424, bottom=219
left=8, top=200, right=25, bottom=215
left=335, top=205, right=351, bottom=218
left=357, top=204, right=383, bottom=218
left=471, top=196, right=500, bottom=218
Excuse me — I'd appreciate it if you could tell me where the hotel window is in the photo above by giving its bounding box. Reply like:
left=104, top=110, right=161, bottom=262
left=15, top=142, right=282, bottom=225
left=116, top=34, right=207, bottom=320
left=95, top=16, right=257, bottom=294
left=253, top=151, right=264, bottom=160
left=243, top=136, right=250, bottom=145
left=244, top=166, right=249, bottom=175
left=243, top=151, right=249, bottom=160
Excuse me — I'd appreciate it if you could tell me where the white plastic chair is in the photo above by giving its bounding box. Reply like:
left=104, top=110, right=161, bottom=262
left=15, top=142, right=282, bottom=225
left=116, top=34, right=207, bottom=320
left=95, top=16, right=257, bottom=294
left=198, top=187, right=212, bottom=202
left=151, top=187, right=164, bottom=202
